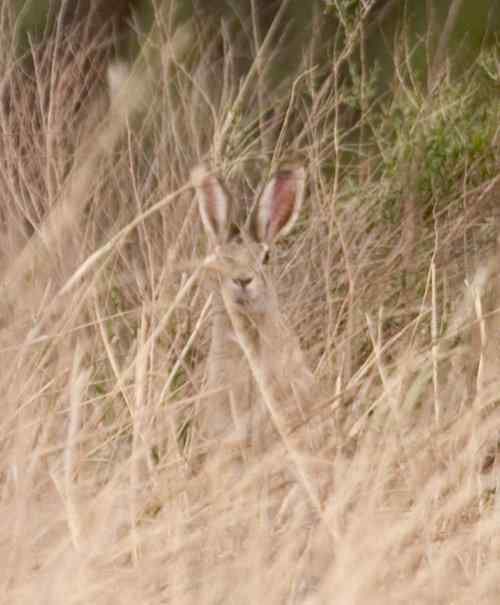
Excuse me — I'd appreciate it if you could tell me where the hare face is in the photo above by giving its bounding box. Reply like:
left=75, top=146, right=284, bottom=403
left=215, top=239, right=271, bottom=313
left=192, top=163, right=305, bottom=316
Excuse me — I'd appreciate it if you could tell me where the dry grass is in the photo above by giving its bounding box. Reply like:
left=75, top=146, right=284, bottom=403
left=2, top=3, right=500, bottom=603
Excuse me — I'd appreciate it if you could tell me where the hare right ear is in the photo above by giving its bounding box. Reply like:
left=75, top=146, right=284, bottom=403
left=191, top=165, right=231, bottom=245
left=251, top=165, right=305, bottom=244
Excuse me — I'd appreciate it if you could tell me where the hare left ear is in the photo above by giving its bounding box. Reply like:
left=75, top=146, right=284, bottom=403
left=251, top=166, right=305, bottom=244
left=191, top=164, right=232, bottom=246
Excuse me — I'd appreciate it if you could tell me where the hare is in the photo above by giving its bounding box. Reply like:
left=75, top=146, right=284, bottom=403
left=191, top=163, right=322, bottom=486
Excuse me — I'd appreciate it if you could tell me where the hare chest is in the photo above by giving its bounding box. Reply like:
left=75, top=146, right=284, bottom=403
left=202, top=324, right=316, bottom=458
left=201, top=332, right=267, bottom=455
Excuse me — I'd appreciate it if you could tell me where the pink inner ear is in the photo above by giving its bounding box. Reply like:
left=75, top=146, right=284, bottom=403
left=195, top=171, right=229, bottom=242
left=267, top=174, right=295, bottom=240
left=204, top=176, right=223, bottom=230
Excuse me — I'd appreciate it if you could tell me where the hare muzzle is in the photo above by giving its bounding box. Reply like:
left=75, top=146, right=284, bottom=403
left=228, top=273, right=259, bottom=306
left=233, top=277, right=253, bottom=288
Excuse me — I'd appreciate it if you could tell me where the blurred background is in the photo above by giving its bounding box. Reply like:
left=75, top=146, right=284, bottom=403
left=13, top=0, right=500, bottom=76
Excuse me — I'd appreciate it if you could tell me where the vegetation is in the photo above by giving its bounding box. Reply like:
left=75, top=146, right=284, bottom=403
left=2, top=1, right=500, bottom=603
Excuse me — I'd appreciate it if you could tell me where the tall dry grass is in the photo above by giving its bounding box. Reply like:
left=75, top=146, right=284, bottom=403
left=1, top=2, right=500, bottom=603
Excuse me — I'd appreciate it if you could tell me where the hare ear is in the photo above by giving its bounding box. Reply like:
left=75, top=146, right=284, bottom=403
left=191, top=164, right=231, bottom=245
left=252, top=166, right=305, bottom=243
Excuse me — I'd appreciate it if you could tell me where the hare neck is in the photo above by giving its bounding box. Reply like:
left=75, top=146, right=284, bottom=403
left=212, top=292, right=280, bottom=345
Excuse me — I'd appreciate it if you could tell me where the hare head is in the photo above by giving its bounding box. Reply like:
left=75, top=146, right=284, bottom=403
left=192, top=164, right=305, bottom=316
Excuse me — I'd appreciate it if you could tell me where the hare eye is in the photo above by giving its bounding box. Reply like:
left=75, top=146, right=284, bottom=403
left=262, top=250, right=270, bottom=265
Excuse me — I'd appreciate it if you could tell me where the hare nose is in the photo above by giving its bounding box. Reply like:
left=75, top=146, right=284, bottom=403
left=234, top=277, right=252, bottom=288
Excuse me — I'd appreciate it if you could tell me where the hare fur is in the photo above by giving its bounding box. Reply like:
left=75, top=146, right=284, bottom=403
left=191, top=164, right=320, bottom=476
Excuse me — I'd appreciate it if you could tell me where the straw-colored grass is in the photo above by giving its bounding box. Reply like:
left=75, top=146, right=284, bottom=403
left=2, top=2, right=500, bottom=603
